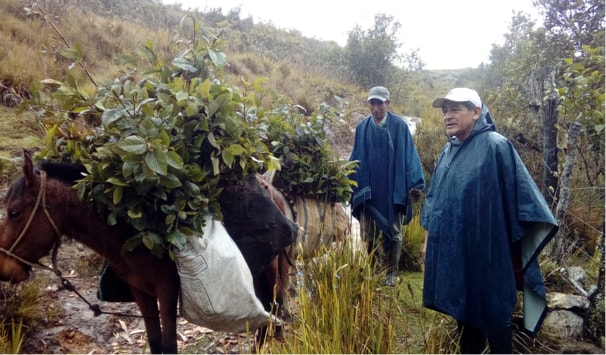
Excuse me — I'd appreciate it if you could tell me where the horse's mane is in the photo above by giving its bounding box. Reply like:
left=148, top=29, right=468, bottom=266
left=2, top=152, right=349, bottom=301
left=33, top=160, right=137, bottom=235
left=38, top=160, right=86, bottom=185
left=5, top=160, right=85, bottom=204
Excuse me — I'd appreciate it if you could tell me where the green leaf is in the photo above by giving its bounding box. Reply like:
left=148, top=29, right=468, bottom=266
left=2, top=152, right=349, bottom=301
left=144, top=150, right=168, bottom=175
left=127, top=209, right=142, bottom=218
left=197, top=79, right=211, bottom=99
left=167, top=151, right=184, bottom=169
left=113, top=186, right=124, bottom=205
left=211, top=156, right=220, bottom=176
left=221, top=150, right=234, bottom=168
left=166, top=230, right=187, bottom=250
left=165, top=214, right=176, bottom=226
left=102, top=109, right=125, bottom=126
left=208, top=50, right=227, bottom=68
left=107, top=177, right=129, bottom=186
left=183, top=181, right=200, bottom=195
left=122, top=161, right=137, bottom=178
left=176, top=91, right=189, bottom=102
left=207, top=132, right=219, bottom=149
left=107, top=212, right=117, bottom=226
left=178, top=226, right=196, bottom=237
left=159, top=130, right=170, bottom=146
left=118, top=136, right=148, bottom=154
left=159, top=173, right=182, bottom=188
left=139, top=118, right=158, bottom=137
left=185, top=101, right=199, bottom=117
left=142, top=232, right=162, bottom=250
left=40, top=78, right=64, bottom=88
left=227, top=144, right=245, bottom=156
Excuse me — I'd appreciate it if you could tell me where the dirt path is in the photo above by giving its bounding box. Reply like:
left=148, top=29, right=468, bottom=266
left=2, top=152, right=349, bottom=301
left=18, top=240, right=262, bottom=354
left=0, top=169, right=365, bottom=354
left=0, top=185, right=252, bottom=354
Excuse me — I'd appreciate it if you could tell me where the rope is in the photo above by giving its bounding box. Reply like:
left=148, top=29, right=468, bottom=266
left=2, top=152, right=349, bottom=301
left=0, top=170, right=145, bottom=319
left=7, top=172, right=47, bottom=253
left=56, top=277, right=145, bottom=319
left=0, top=171, right=59, bottom=274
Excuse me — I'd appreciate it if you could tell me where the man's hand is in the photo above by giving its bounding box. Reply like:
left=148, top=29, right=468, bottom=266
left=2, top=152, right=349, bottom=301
left=409, top=188, right=422, bottom=202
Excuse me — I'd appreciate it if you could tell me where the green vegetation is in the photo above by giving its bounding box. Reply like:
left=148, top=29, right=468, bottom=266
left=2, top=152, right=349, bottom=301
left=275, top=242, right=397, bottom=353
left=0, top=277, right=61, bottom=353
left=265, top=101, right=358, bottom=203
left=0, top=0, right=603, bottom=353
left=23, top=11, right=355, bottom=256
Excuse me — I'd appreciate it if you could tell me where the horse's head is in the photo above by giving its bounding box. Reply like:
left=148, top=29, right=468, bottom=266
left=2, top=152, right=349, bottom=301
left=0, top=151, right=63, bottom=283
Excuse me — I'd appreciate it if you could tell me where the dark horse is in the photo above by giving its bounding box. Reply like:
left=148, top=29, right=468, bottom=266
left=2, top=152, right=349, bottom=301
left=0, top=152, right=296, bottom=353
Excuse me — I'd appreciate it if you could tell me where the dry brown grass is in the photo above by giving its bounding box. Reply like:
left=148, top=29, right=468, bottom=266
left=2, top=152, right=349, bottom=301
left=0, top=0, right=177, bottom=100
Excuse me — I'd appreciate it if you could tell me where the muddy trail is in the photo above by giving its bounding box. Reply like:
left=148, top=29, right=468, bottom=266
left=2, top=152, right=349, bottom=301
left=20, top=242, right=262, bottom=354
left=0, top=185, right=269, bottom=354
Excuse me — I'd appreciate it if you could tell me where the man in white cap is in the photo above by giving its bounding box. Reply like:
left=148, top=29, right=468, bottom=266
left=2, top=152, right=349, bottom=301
left=421, top=88, right=557, bottom=353
left=349, top=86, right=425, bottom=286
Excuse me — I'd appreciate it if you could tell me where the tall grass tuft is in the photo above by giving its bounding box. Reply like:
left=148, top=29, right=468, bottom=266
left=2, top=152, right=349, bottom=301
left=422, top=313, right=459, bottom=353
left=274, top=240, right=398, bottom=353
left=0, top=277, right=54, bottom=353
left=0, top=318, right=23, bottom=354
left=402, top=212, right=427, bottom=271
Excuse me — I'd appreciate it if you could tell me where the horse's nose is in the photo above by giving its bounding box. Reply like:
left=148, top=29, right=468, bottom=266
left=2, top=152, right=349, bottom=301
left=0, top=258, right=31, bottom=283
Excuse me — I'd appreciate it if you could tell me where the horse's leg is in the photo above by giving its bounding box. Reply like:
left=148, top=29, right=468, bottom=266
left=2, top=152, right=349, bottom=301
left=253, top=272, right=271, bottom=348
left=157, top=284, right=179, bottom=354
left=131, top=289, right=164, bottom=354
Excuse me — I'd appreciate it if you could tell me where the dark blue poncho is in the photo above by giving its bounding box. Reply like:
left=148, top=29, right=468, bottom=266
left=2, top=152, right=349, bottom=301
left=421, top=106, right=557, bottom=336
left=349, top=112, right=425, bottom=236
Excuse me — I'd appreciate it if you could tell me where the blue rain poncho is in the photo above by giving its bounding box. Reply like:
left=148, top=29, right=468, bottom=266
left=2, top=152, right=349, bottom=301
left=421, top=106, right=557, bottom=336
left=349, top=112, right=425, bottom=236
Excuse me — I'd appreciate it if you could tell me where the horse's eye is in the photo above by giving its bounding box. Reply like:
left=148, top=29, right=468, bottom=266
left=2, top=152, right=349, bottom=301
left=7, top=210, right=20, bottom=220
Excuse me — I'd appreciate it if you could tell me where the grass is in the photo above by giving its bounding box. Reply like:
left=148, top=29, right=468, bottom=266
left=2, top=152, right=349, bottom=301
left=0, top=107, right=41, bottom=185
left=0, top=277, right=61, bottom=354
left=0, top=318, right=23, bottom=354
left=265, top=235, right=457, bottom=354
left=271, top=240, right=397, bottom=353
left=0, top=1, right=602, bottom=352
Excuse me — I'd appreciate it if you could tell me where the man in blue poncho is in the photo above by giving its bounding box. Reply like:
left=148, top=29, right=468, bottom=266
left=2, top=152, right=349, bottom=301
left=421, top=88, right=558, bottom=353
left=349, top=86, right=425, bottom=286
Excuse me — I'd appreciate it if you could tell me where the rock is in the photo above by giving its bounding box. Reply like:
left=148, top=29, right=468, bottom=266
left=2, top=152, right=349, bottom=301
left=547, top=292, right=590, bottom=311
left=560, top=265, right=591, bottom=296
left=544, top=310, right=584, bottom=338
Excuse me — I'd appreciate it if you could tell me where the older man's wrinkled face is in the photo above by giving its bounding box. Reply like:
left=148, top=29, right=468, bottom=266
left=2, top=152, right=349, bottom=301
left=441, top=101, right=481, bottom=141
left=369, top=99, right=389, bottom=122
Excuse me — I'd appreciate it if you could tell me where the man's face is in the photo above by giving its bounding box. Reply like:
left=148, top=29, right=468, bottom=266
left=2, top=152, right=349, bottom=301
left=368, top=99, right=389, bottom=120
left=440, top=101, right=481, bottom=141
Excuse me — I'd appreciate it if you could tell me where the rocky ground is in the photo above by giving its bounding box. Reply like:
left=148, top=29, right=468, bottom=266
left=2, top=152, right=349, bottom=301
left=18, top=240, right=261, bottom=354
left=0, top=184, right=360, bottom=354
left=0, top=184, right=292, bottom=354
left=0, top=116, right=603, bottom=354
left=0, top=114, right=363, bottom=354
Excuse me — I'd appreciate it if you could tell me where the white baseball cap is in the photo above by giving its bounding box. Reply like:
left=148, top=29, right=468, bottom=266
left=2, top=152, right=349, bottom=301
left=432, top=88, right=482, bottom=108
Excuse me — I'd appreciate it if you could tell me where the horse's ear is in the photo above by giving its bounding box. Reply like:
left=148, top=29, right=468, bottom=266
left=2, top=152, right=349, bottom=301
left=22, top=150, right=36, bottom=187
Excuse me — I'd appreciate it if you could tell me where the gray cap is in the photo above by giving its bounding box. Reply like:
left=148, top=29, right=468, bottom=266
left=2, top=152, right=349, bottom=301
left=367, top=86, right=390, bottom=102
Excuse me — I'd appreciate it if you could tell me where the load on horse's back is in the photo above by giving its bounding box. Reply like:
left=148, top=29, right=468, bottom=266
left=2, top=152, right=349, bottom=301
left=0, top=151, right=296, bottom=354
left=259, top=170, right=351, bottom=261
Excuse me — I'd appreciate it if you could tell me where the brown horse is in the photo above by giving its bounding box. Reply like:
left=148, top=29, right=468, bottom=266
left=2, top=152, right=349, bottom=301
left=0, top=152, right=295, bottom=353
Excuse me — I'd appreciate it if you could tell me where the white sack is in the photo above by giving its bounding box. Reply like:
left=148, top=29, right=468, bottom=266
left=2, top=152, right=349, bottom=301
left=173, top=215, right=270, bottom=333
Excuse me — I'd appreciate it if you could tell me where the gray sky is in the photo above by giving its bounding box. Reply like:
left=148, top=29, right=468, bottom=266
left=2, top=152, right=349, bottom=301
left=162, top=0, right=541, bottom=70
